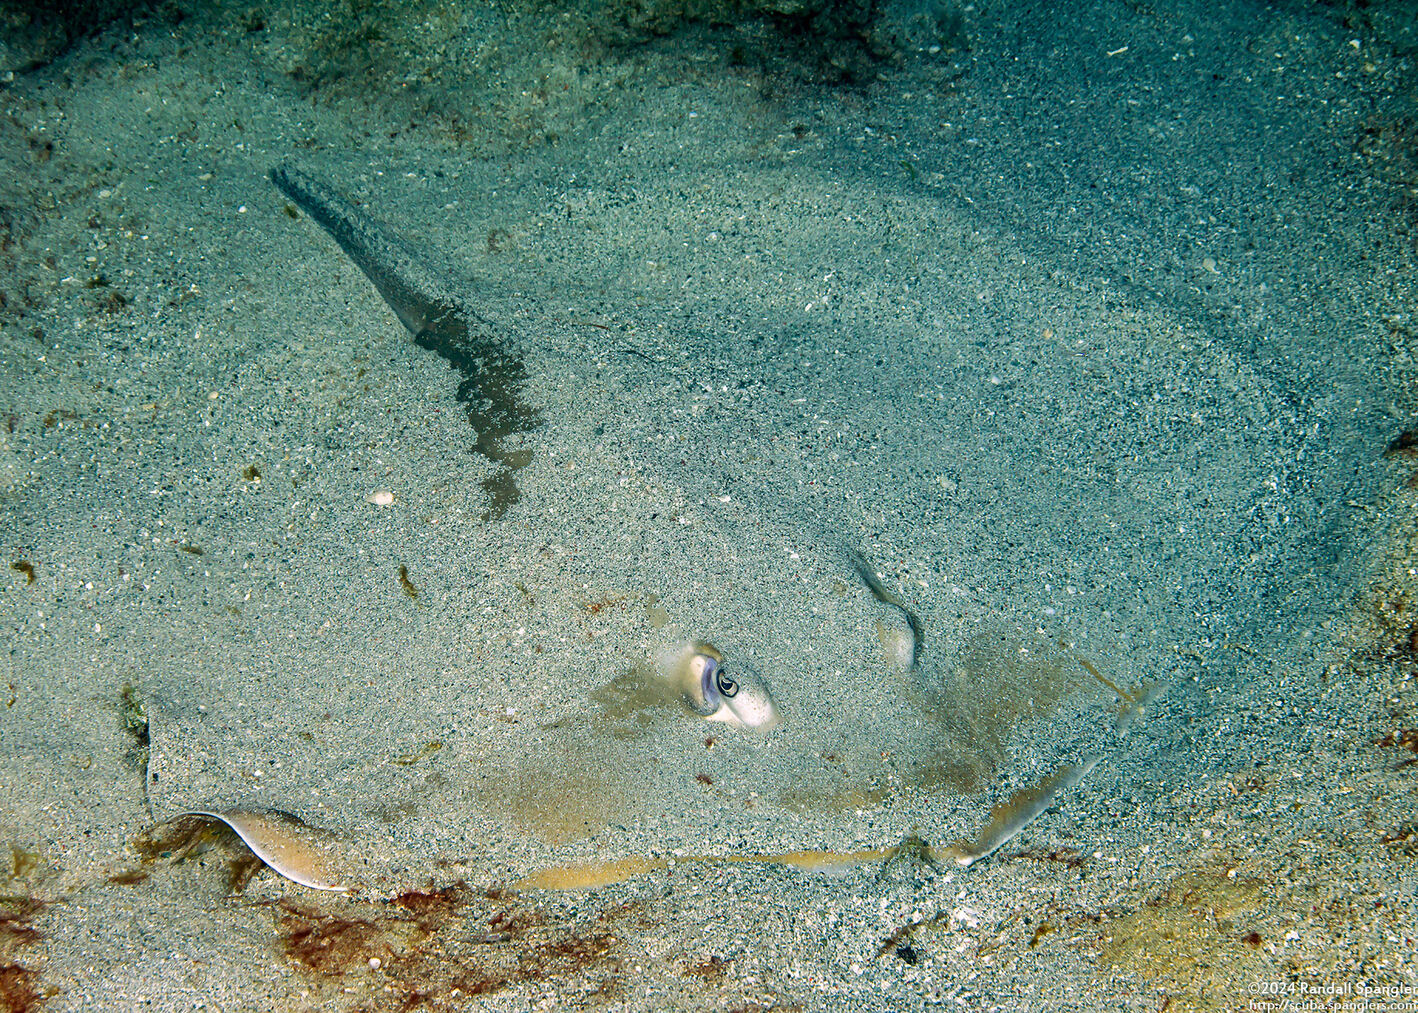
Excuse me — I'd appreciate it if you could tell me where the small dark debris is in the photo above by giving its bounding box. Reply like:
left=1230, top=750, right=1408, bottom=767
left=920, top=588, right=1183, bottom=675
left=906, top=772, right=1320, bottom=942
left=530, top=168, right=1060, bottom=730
left=681, top=954, right=728, bottom=980
left=398, top=564, right=419, bottom=600
left=1010, top=845, right=1087, bottom=869
left=242, top=464, right=261, bottom=481
left=1378, top=728, right=1418, bottom=768
left=484, top=905, right=540, bottom=941
left=179, top=544, right=203, bottom=556
left=1378, top=728, right=1418, bottom=751
left=283, top=203, right=298, bottom=219
left=10, top=561, right=35, bottom=585
left=894, top=943, right=918, bottom=965
left=1385, top=430, right=1418, bottom=457
left=1244, top=931, right=1263, bottom=948
left=875, top=911, right=946, bottom=959
left=695, top=773, right=713, bottom=785
left=581, top=594, right=626, bottom=615
left=1382, top=823, right=1418, bottom=852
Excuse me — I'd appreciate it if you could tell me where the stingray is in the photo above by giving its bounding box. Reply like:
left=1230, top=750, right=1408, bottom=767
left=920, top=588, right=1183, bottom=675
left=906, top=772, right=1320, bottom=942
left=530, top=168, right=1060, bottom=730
left=136, top=158, right=1288, bottom=891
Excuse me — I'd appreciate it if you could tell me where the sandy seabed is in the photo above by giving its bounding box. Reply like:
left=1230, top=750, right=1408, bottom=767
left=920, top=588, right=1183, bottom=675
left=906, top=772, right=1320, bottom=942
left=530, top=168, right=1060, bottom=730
left=1, top=1, right=1416, bottom=1009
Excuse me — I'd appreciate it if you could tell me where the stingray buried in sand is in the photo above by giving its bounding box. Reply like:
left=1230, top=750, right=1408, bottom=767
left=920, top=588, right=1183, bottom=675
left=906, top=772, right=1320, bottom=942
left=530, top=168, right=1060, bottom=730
left=140, top=162, right=1165, bottom=887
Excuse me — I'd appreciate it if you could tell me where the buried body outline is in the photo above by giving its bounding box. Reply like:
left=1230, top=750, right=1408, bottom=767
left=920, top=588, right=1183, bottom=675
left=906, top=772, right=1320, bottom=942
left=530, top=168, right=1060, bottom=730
left=180, top=163, right=1117, bottom=892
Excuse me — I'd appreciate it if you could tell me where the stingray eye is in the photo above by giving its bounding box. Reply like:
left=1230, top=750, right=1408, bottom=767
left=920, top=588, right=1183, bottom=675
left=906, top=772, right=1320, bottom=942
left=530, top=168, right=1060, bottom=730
left=715, top=668, right=740, bottom=699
